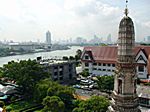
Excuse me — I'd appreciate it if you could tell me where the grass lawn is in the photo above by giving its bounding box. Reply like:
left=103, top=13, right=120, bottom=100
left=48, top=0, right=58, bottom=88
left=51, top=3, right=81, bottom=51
left=6, top=100, right=36, bottom=112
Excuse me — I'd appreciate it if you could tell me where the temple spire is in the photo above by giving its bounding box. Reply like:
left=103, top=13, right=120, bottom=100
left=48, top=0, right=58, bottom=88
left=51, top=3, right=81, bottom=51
left=124, top=0, right=129, bottom=16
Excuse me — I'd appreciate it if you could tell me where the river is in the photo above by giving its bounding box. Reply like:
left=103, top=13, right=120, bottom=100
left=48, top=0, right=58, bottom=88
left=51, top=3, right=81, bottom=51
left=0, top=46, right=83, bottom=67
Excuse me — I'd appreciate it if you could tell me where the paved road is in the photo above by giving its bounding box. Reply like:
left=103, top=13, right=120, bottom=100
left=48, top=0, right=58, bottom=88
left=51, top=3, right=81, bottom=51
left=75, top=89, right=92, bottom=97
left=75, top=88, right=110, bottom=98
left=140, top=107, right=150, bottom=112
left=75, top=88, right=150, bottom=111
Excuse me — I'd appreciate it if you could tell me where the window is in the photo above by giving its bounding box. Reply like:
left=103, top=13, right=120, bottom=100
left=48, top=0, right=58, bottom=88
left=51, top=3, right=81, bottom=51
left=85, top=63, right=89, bottom=67
left=103, top=63, right=106, bottom=66
left=93, top=68, right=97, bottom=70
left=112, top=64, right=115, bottom=67
left=118, top=79, right=122, bottom=94
left=107, top=69, right=111, bottom=72
left=60, top=77, right=63, bottom=80
left=60, top=66, right=63, bottom=69
left=134, top=80, right=136, bottom=93
left=98, top=63, right=101, bottom=66
left=85, top=55, right=89, bottom=59
left=108, top=64, right=111, bottom=67
left=93, top=63, right=97, bottom=66
left=54, top=72, right=58, bottom=76
left=69, top=73, right=72, bottom=79
left=54, top=78, right=58, bottom=81
left=98, top=68, right=101, bottom=71
left=103, top=69, right=106, bottom=71
left=138, top=66, right=144, bottom=72
left=54, top=66, right=58, bottom=69
left=112, top=70, right=115, bottom=72
left=59, top=71, right=63, bottom=76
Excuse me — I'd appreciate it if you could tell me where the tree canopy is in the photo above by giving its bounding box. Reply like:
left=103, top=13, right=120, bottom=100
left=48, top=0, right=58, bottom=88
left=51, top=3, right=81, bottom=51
left=35, top=78, right=75, bottom=111
left=73, top=96, right=109, bottom=112
left=96, top=75, right=114, bottom=92
left=75, top=49, right=82, bottom=61
left=1, top=59, right=50, bottom=96
left=80, top=70, right=89, bottom=77
left=42, top=96, right=65, bottom=112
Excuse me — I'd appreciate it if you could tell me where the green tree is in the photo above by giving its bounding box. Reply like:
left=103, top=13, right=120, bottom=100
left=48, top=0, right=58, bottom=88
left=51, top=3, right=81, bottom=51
left=42, top=96, right=65, bottom=112
left=75, top=49, right=82, bottom=61
left=73, top=96, right=109, bottom=112
left=96, top=75, right=114, bottom=92
left=0, top=101, right=5, bottom=107
left=47, top=84, right=75, bottom=105
left=34, top=79, right=54, bottom=102
left=62, top=56, right=69, bottom=60
left=47, top=82, right=75, bottom=111
left=69, top=56, right=75, bottom=60
left=80, top=70, right=89, bottom=77
left=35, top=79, right=75, bottom=106
left=101, top=43, right=107, bottom=46
left=2, top=60, right=50, bottom=97
left=56, top=86, right=75, bottom=109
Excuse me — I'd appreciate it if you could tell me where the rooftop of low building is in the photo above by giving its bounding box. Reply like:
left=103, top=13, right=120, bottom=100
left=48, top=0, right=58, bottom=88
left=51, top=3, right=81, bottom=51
left=137, top=85, right=150, bottom=99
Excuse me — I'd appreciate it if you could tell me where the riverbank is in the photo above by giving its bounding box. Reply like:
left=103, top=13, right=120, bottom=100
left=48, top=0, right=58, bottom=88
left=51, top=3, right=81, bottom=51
left=0, top=46, right=83, bottom=67
left=0, top=47, right=70, bottom=58
left=0, top=45, right=70, bottom=58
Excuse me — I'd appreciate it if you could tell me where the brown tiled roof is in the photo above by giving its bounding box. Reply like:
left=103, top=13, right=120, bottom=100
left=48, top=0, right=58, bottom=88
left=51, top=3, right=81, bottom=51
left=82, top=46, right=150, bottom=74
left=134, top=46, right=150, bottom=58
left=82, top=46, right=117, bottom=63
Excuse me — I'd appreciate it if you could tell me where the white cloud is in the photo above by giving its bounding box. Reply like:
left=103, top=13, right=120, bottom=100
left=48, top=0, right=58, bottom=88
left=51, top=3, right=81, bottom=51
left=0, top=0, right=21, bottom=21
left=0, top=0, right=149, bottom=42
left=63, top=0, right=121, bottom=41
left=143, top=21, right=150, bottom=28
left=64, top=0, right=120, bottom=17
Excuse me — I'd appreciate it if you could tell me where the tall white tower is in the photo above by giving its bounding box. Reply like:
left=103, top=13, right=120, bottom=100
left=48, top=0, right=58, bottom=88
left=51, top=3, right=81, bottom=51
left=108, top=1, right=141, bottom=112
left=46, top=31, right=51, bottom=45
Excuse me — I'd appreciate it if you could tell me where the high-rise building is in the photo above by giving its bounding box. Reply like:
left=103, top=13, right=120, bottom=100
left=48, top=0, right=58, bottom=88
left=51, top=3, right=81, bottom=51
left=108, top=1, right=141, bottom=112
left=145, top=36, right=150, bottom=43
left=46, top=31, right=51, bottom=45
left=76, top=37, right=87, bottom=44
left=107, top=34, right=112, bottom=44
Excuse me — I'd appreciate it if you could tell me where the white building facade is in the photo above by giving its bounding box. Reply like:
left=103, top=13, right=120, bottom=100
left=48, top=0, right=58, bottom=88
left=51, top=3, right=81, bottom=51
left=81, top=46, right=150, bottom=80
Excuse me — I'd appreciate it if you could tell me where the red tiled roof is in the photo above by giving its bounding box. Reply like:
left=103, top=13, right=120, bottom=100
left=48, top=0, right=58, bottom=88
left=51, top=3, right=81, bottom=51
left=83, top=46, right=117, bottom=62
left=134, top=46, right=150, bottom=57
left=82, top=46, right=150, bottom=74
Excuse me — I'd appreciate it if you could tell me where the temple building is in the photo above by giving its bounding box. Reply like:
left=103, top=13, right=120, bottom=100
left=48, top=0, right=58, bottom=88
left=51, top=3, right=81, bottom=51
left=108, top=0, right=141, bottom=111
left=81, top=46, right=150, bottom=81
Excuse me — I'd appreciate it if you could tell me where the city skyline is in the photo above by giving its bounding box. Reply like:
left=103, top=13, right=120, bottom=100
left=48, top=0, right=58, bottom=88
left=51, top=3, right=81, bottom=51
left=0, top=0, right=149, bottom=42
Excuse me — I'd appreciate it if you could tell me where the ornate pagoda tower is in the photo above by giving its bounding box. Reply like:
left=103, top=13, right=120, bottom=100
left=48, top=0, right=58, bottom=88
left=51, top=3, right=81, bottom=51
left=108, top=1, right=141, bottom=112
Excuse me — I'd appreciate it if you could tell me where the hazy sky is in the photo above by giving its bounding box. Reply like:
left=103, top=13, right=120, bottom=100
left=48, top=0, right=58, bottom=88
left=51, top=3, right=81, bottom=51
left=0, top=0, right=149, bottom=42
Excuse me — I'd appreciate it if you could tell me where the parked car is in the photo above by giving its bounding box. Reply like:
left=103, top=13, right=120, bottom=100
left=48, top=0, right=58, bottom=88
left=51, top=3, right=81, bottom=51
left=73, top=84, right=81, bottom=89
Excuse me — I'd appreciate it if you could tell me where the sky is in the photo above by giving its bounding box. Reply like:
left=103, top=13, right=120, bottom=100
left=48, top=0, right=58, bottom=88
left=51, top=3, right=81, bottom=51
left=0, top=0, right=149, bottom=42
